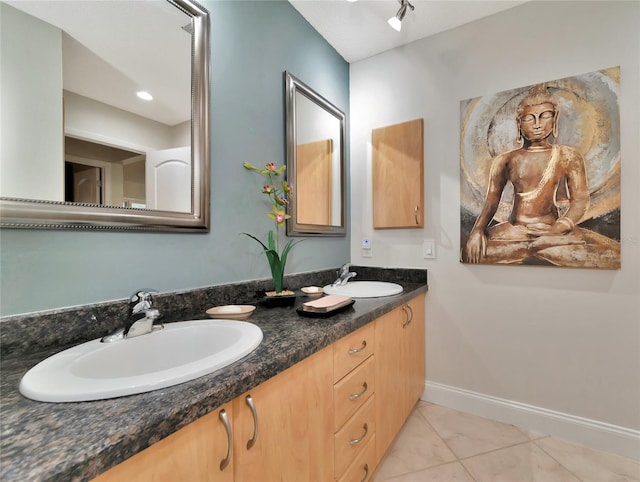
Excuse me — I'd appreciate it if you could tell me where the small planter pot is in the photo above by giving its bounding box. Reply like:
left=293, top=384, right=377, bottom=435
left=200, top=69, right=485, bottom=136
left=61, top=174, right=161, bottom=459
left=261, top=290, right=297, bottom=308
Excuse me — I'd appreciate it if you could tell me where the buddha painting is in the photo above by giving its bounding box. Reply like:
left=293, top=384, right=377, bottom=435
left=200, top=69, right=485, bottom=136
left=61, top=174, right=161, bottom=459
left=460, top=67, right=621, bottom=269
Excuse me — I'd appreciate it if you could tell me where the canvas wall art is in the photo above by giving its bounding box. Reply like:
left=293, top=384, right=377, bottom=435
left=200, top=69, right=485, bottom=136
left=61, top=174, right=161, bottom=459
left=459, top=67, right=621, bottom=269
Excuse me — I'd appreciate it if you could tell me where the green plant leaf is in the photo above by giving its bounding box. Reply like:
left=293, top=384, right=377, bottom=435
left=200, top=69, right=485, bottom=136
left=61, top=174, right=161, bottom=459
left=242, top=232, right=268, bottom=251
left=267, top=230, right=276, bottom=251
left=280, top=239, right=303, bottom=268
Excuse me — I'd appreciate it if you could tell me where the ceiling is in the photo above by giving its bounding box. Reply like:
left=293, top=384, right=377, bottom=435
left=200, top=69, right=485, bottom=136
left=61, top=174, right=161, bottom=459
left=6, top=0, right=191, bottom=127
left=289, top=0, right=530, bottom=63
left=6, top=0, right=530, bottom=128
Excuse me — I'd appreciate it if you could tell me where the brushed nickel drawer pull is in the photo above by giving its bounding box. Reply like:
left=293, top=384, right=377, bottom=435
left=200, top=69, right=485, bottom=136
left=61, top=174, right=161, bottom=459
left=349, top=423, right=369, bottom=446
left=360, top=463, right=369, bottom=482
left=348, top=340, right=367, bottom=355
left=218, top=409, right=233, bottom=471
left=245, top=395, right=259, bottom=450
left=349, top=382, right=368, bottom=400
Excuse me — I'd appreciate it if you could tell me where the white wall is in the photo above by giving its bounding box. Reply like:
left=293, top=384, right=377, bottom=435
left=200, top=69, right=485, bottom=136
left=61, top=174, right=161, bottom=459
left=1, top=4, right=63, bottom=201
left=64, top=91, right=175, bottom=153
left=350, top=1, right=639, bottom=458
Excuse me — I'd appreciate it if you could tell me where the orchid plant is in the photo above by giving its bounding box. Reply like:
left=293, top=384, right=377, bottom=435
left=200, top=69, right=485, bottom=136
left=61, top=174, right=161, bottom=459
left=243, top=162, right=300, bottom=294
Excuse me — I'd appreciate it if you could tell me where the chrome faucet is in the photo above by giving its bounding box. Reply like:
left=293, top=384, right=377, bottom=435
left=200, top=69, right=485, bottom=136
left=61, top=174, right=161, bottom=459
left=101, top=289, right=162, bottom=343
left=331, top=263, right=357, bottom=287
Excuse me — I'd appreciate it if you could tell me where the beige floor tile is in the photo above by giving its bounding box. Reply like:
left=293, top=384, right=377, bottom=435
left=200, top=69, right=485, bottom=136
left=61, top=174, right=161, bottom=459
left=374, top=461, right=475, bottom=482
left=516, top=426, right=548, bottom=440
left=535, top=436, right=640, bottom=482
left=417, top=403, right=529, bottom=459
left=462, top=442, right=581, bottom=482
left=373, top=409, right=456, bottom=481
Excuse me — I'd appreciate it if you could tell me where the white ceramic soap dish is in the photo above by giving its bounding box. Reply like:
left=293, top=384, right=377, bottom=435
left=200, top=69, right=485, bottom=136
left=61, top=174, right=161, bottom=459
left=301, top=286, right=324, bottom=299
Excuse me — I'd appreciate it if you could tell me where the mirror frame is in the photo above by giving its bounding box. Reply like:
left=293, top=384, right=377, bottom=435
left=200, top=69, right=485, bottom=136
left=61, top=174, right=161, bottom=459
left=0, top=0, right=210, bottom=232
left=284, top=71, right=346, bottom=237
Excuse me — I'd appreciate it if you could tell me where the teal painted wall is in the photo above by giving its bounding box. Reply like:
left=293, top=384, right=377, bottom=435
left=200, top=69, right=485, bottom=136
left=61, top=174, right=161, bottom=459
left=0, top=1, right=350, bottom=316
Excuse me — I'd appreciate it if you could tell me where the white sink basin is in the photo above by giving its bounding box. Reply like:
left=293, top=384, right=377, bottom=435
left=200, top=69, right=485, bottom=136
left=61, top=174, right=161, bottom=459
left=323, top=281, right=403, bottom=298
left=19, top=319, right=263, bottom=403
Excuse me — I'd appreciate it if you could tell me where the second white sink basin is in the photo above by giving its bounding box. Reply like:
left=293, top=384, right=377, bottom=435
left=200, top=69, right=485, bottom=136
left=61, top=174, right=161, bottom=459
left=19, top=319, right=263, bottom=403
left=323, top=281, right=403, bottom=298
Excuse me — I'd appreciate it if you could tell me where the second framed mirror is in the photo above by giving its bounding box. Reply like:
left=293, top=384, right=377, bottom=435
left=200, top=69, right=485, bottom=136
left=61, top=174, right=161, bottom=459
left=284, top=71, right=346, bottom=237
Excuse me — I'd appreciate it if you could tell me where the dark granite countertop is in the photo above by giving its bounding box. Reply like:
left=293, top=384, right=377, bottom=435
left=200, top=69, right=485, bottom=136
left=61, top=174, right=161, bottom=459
left=0, top=267, right=427, bottom=481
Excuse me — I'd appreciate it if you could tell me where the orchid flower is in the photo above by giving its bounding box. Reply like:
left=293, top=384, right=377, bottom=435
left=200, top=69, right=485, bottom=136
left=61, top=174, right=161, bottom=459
left=242, top=162, right=301, bottom=293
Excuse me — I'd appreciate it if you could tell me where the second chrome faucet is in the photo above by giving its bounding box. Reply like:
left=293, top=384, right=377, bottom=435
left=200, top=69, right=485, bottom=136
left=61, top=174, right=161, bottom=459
left=331, top=263, right=357, bottom=287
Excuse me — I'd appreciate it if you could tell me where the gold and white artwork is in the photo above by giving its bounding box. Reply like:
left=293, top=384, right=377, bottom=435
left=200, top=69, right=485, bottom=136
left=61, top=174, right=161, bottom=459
left=460, top=67, right=621, bottom=269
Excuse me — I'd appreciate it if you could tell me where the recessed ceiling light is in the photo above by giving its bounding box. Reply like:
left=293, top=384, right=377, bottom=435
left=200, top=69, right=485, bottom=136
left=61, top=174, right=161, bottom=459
left=136, top=91, right=153, bottom=101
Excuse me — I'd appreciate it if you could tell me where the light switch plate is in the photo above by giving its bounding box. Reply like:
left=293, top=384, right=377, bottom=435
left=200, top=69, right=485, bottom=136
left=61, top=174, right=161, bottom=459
left=422, top=239, right=436, bottom=259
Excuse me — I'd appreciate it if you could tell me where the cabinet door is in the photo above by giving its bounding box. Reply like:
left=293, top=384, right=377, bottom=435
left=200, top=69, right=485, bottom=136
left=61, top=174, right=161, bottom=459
left=405, top=293, right=426, bottom=414
left=374, top=306, right=407, bottom=463
left=233, top=347, right=334, bottom=482
left=93, top=404, right=234, bottom=482
left=372, top=118, right=424, bottom=229
left=374, top=294, right=426, bottom=463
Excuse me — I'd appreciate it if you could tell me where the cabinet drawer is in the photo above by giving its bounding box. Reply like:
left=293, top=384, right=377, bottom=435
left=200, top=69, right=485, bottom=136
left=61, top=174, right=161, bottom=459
left=334, top=356, right=375, bottom=430
left=337, top=435, right=376, bottom=482
left=333, top=323, right=374, bottom=383
left=334, top=395, right=375, bottom=478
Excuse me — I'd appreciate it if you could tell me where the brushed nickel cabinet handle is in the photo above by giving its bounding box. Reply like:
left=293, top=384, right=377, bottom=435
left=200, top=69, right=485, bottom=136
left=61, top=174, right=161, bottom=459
left=348, top=340, right=367, bottom=355
left=349, top=382, right=368, bottom=401
left=349, top=423, right=369, bottom=446
left=414, top=205, right=419, bottom=225
left=218, top=409, right=233, bottom=471
left=245, top=395, right=259, bottom=449
left=406, top=304, right=414, bottom=325
left=360, top=463, right=369, bottom=482
left=401, top=305, right=410, bottom=327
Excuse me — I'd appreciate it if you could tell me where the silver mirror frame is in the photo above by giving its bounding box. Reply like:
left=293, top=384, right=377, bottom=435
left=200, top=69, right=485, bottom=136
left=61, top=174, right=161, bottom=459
left=284, top=71, right=346, bottom=237
left=0, top=0, right=210, bottom=232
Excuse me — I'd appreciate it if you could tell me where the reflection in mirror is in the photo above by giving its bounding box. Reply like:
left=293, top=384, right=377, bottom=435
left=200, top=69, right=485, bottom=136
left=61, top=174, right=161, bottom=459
left=285, top=72, right=346, bottom=236
left=0, top=0, right=210, bottom=231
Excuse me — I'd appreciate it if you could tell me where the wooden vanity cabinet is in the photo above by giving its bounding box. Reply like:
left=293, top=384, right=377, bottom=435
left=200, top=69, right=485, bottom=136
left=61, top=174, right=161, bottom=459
left=233, top=346, right=334, bottom=482
left=93, top=403, right=234, bottom=482
left=93, top=293, right=426, bottom=482
left=374, top=293, right=426, bottom=464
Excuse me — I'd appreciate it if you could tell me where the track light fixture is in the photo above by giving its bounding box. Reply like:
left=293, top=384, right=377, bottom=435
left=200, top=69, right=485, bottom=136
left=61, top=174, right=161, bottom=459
left=388, top=0, right=414, bottom=32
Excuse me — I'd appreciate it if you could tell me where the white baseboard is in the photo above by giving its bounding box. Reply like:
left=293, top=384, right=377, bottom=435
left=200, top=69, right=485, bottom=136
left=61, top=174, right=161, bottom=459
left=422, top=381, right=640, bottom=461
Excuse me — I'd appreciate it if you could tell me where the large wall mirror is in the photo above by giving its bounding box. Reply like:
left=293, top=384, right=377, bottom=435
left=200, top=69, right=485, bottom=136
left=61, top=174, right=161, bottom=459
left=0, top=0, right=210, bottom=231
left=284, top=72, right=346, bottom=236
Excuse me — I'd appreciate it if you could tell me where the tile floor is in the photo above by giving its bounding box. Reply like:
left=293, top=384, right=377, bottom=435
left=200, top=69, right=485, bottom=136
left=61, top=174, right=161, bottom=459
left=373, top=402, right=640, bottom=482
